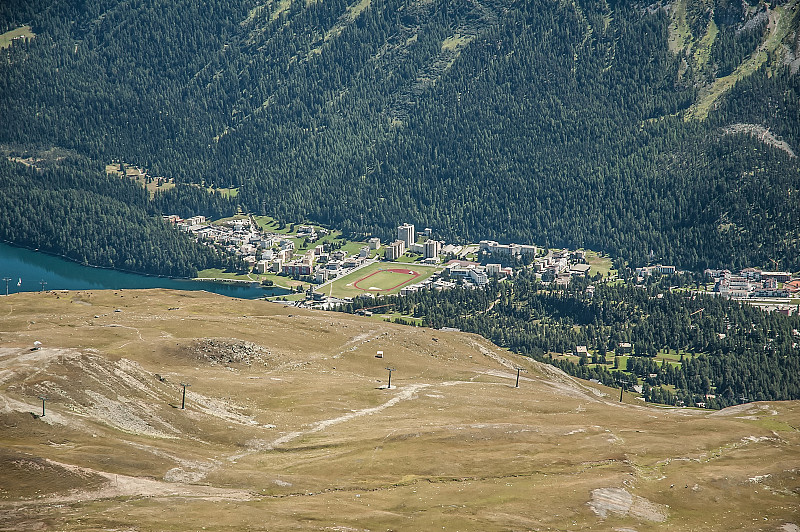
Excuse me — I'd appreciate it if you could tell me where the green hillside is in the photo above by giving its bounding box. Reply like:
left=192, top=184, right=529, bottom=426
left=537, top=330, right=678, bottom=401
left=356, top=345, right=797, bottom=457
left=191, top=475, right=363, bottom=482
left=1, top=0, right=799, bottom=271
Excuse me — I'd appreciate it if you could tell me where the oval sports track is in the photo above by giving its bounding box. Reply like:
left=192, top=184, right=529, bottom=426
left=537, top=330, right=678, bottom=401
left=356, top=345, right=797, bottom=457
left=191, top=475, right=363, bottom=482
left=352, top=268, right=421, bottom=292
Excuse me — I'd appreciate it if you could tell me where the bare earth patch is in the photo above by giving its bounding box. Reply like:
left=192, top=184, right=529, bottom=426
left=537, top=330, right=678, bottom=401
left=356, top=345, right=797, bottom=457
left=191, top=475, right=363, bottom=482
left=588, top=487, right=668, bottom=522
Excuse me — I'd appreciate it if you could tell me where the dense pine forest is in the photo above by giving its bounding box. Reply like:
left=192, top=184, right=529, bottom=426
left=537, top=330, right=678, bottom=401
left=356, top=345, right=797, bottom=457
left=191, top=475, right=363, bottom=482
left=341, top=270, right=800, bottom=408
left=0, top=155, right=239, bottom=277
left=1, top=0, right=799, bottom=273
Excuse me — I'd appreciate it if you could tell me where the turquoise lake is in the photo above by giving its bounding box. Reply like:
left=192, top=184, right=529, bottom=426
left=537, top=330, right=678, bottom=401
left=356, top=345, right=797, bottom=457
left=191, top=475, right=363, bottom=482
left=0, top=242, right=287, bottom=299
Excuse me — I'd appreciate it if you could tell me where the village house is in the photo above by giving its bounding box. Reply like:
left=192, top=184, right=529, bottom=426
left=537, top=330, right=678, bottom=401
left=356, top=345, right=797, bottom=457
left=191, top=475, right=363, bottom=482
left=574, top=345, right=589, bottom=357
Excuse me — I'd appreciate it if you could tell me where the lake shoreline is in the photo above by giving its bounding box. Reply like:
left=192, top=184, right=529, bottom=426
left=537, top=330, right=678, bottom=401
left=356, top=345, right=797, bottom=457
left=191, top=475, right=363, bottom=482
left=0, top=238, right=193, bottom=280
left=0, top=242, right=288, bottom=299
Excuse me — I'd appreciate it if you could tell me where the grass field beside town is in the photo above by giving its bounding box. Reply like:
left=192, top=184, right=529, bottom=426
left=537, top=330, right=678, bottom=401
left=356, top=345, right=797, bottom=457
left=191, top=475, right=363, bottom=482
left=550, top=349, right=691, bottom=372
left=319, top=262, right=442, bottom=299
left=251, top=217, right=376, bottom=257
left=0, top=25, right=34, bottom=49
left=586, top=251, right=615, bottom=278
left=195, top=267, right=310, bottom=291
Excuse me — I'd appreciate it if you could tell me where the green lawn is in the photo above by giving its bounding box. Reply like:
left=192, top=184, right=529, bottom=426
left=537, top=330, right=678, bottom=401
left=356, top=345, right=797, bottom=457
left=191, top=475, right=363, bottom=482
left=393, top=253, right=424, bottom=264
left=552, top=350, right=688, bottom=372
left=251, top=217, right=367, bottom=256
left=211, top=214, right=250, bottom=226
left=210, top=187, right=239, bottom=198
left=0, top=25, right=34, bottom=49
left=339, top=240, right=369, bottom=255
left=319, top=262, right=442, bottom=299
left=195, top=268, right=305, bottom=290
left=585, top=251, right=614, bottom=279
left=195, top=268, right=256, bottom=281
left=252, top=215, right=288, bottom=232
left=270, top=292, right=306, bottom=302
left=373, top=312, right=424, bottom=326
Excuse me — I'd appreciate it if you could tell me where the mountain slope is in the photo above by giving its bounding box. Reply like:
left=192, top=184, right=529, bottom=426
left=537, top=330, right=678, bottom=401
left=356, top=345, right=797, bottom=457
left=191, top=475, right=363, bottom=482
left=1, top=289, right=799, bottom=530
left=1, top=0, right=799, bottom=270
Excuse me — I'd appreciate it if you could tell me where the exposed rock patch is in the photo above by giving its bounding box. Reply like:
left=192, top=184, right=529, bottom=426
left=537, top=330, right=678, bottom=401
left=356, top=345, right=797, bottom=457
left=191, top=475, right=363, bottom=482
left=723, top=123, right=796, bottom=158
left=588, top=487, right=668, bottom=523
left=190, top=339, right=271, bottom=367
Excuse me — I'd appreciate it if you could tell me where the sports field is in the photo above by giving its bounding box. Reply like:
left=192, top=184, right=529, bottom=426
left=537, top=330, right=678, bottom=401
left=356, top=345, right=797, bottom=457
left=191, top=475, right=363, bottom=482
left=319, top=262, right=442, bottom=299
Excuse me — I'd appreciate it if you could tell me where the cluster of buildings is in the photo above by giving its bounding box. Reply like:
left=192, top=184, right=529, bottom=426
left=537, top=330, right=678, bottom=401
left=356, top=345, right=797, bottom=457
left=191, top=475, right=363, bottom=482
left=166, top=215, right=301, bottom=273
left=705, top=268, right=798, bottom=300
left=533, top=249, right=591, bottom=284
left=164, top=215, right=368, bottom=280
left=478, top=240, right=593, bottom=284
left=384, top=224, right=441, bottom=263
left=311, top=245, right=374, bottom=283
left=478, top=239, right=538, bottom=257
left=394, top=261, right=516, bottom=296
left=168, top=214, right=596, bottom=292
left=165, top=215, right=608, bottom=306
left=634, top=264, right=678, bottom=279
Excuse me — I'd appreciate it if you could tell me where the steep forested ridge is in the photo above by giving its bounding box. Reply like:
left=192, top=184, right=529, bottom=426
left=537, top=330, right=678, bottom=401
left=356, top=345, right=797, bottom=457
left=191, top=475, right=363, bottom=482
left=1, top=0, right=799, bottom=271
left=0, top=157, right=237, bottom=277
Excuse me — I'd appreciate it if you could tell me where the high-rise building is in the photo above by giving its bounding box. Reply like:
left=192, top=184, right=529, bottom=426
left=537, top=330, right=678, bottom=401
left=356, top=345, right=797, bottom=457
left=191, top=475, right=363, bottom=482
left=398, top=223, right=415, bottom=248
left=424, top=239, right=441, bottom=259
left=385, top=240, right=406, bottom=261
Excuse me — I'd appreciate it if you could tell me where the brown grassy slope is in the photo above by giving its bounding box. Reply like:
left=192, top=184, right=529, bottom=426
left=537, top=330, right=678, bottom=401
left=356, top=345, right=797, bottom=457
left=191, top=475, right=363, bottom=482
left=0, top=289, right=798, bottom=531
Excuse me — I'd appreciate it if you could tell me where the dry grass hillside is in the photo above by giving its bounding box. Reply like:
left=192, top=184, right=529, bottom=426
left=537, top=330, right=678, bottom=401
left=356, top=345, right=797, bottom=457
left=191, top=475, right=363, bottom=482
left=0, top=289, right=798, bottom=531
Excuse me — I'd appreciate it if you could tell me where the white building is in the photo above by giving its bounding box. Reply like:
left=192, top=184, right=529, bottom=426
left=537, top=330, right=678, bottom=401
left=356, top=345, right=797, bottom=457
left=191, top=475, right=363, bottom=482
left=368, top=237, right=381, bottom=250
left=469, top=268, right=488, bottom=286
left=398, top=223, right=415, bottom=248
left=400, top=285, right=421, bottom=296
left=479, top=240, right=497, bottom=252
left=486, top=263, right=502, bottom=276
left=297, top=225, right=316, bottom=235
left=424, top=240, right=441, bottom=259
left=385, top=240, right=406, bottom=261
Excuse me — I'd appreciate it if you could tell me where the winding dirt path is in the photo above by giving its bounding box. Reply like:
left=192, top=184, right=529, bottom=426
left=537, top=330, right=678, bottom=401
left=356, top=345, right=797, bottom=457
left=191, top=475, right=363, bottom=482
left=230, top=383, right=432, bottom=460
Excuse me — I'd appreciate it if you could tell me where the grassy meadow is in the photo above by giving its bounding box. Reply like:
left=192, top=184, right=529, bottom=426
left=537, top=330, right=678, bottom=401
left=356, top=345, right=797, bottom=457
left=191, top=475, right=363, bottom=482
left=0, top=289, right=798, bottom=530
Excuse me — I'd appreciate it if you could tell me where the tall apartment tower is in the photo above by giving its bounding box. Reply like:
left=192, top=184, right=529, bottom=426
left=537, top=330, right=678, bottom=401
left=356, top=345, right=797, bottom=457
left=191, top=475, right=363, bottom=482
left=424, top=239, right=441, bottom=259
left=398, top=223, right=415, bottom=248
left=385, top=240, right=406, bottom=261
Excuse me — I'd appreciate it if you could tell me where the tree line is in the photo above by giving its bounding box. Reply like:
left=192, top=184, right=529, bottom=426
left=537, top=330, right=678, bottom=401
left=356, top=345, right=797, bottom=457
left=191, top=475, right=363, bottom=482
left=340, top=269, right=800, bottom=408
left=0, top=0, right=798, bottom=273
left=0, top=156, right=240, bottom=277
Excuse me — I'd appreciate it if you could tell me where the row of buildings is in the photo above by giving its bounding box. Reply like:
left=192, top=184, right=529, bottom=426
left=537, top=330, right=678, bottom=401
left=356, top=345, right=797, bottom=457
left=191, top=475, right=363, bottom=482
left=171, top=216, right=593, bottom=295
left=391, top=224, right=593, bottom=284
left=705, top=268, right=798, bottom=299
left=634, top=264, right=678, bottom=278
left=384, top=224, right=440, bottom=262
